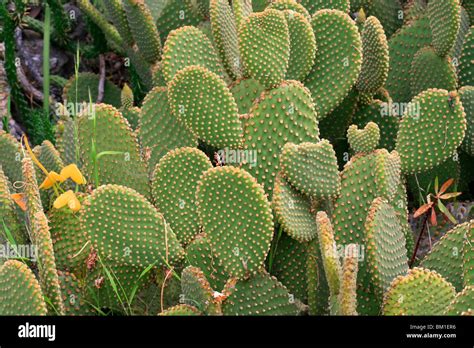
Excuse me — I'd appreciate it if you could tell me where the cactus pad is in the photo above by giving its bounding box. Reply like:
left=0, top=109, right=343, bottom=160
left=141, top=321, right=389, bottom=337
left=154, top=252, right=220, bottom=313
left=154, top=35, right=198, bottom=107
left=347, top=122, right=380, bottom=154
left=445, top=286, right=474, bottom=315
left=196, top=166, right=274, bottom=279
left=0, top=130, right=22, bottom=185
left=230, top=78, right=265, bottom=114
left=461, top=86, right=474, bottom=156
left=152, top=147, right=212, bottom=246
left=459, top=27, right=474, bottom=87
left=427, top=0, right=461, bottom=57
left=463, top=221, right=474, bottom=287
left=181, top=266, right=220, bottom=314
left=279, top=140, right=341, bottom=199
left=168, top=66, right=243, bottom=149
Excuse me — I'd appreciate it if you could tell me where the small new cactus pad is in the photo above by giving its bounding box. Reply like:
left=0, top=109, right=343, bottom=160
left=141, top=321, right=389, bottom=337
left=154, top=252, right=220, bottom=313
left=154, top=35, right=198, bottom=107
left=77, top=104, right=150, bottom=198
left=420, top=221, right=469, bottom=291
left=0, top=260, right=47, bottom=315
left=58, top=270, right=93, bottom=315
left=82, top=184, right=185, bottom=269
left=123, top=0, right=161, bottom=64
left=159, top=304, right=201, bottom=316
left=268, top=0, right=311, bottom=19
left=181, top=266, right=220, bottom=314
left=120, top=84, right=134, bottom=109
left=306, top=9, right=362, bottom=119
left=279, top=140, right=341, bottom=199
left=196, top=166, right=274, bottom=279
left=155, top=0, right=203, bottom=41
left=168, top=66, right=243, bottom=149
left=427, top=0, right=461, bottom=57
left=445, top=286, right=474, bottom=315
left=306, top=0, right=350, bottom=12
left=395, top=89, right=467, bottom=175
left=382, top=268, right=456, bottom=315
left=222, top=271, right=299, bottom=315
left=356, top=16, right=389, bottom=95
left=365, top=0, right=403, bottom=38
left=459, top=27, right=473, bottom=86
left=460, top=86, right=474, bottom=156
left=282, top=10, right=317, bottom=81
left=210, top=0, right=242, bottom=79
left=56, top=116, right=80, bottom=166
left=347, top=122, right=380, bottom=153
left=307, top=237, right=330, bottom=314
left=270, top=231, right=309, bottom=302
left=0, top=130, right=22, bottom=185
left=152, top=147, right=212, bottom=246
left=239, top=9, right=290, bottom=88
left=62, top=72, right=122, bottom=108
left=316, top=211, right=342, bottom=307
left=230, top=78, right=265, bottom=114
left=463, top=222, right=474, bottom=287
left=242, top=80, right=320, bottom=198
left=386, top=16, right=432, bottom=103
left=186, top=235, right=229, bottom=291
left=338, top=244, right=359, bottom=315
left=352, top=100, right=399, bottom=151
left=273, top=175, right=318, bottom=242
left=410, top=47, right=458, bottom=98
left=139, top=87, right=198, bottom=172
left=49, top=195, right=88, bottom=273
left=162, top=26, right=224, bottom=83
left=0, top=167, right=25, bottom=245
left=364, top=198, right=408, bottom=299
left=31, top=210, right=65, bottom=315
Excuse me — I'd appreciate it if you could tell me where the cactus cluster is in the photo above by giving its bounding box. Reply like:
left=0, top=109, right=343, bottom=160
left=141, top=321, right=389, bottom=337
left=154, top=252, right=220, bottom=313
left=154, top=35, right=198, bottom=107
left=0, top=0, right=473, bottom=317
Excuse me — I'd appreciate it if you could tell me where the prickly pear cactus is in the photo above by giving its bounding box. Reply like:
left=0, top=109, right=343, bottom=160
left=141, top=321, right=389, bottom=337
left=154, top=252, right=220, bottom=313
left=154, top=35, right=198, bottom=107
left=347, top=122, right=380, bottom=154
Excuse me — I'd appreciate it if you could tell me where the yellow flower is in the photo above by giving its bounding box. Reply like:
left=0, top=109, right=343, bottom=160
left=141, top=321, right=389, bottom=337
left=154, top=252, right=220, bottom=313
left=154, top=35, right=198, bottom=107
left=60, top=164, right=86, bottom=185
left=53, top=190, right=81, bottom=212
left=39, top=171, right=65, bottom=189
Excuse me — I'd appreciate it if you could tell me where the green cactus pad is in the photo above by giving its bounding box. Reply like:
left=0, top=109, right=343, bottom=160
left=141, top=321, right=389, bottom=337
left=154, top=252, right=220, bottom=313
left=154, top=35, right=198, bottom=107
left=338, top=244, right=359, bottom=315
left=374, top=149, right=401, bottom=201
left=222, top=271, right=299, bottom=315
left=365, top=0, right=403, bottom=38
left=270, top=231, right=309, bottom=302
left=392, top=180, right=415, bottom=259
left=120, top=107, right=141, bottom=130
left=410, top=47, right=458, bottom=98
left=242, top=80, right=320, bottom=198
left=103, top=0, right=134, bottom=46
left=386, top=16, right=432, bottom=103
left=162, top=26, right=224, bottom=83
left=306, top=9, right=362, bottom=119
left=139, top=87, right=198, bottom=172
left=123, top=0, right=161, bottom=64
left=352, top=99, right=399, bottom=151
left=347, top=122, right=380, bottom=153
left=451, top=7, right=470, bottom=62
left=62, top=72, right=122, bottom=109
left=55, top=116, right=80, bottom=166
left=273, top=175, right=318, bottom=243
left=155, top=0, right=203, bottom=41
left=181, top=266, right=220, bottom=314
left=239, top=9, right=290, bottom=88
left=364, top=198, right=409, bottom=299
left=152, top=147, right=212, bottom=246
left=459, top=27, right=474, bottom=86
left=269, top=0, right=311, bottom=19
left=395, top=89, right=467, bottom=175
left=382, top=267, right=456, bottom=315
left=460, top=86, right=474, bottom=156
left=186, top=235, right=229, bottom=291
left=233, top=0, right=253, bottom=30
left=280, top=140, right=341, bottom=199
left=420, top=221, right=470, bottom=291
left=0, top=130, right=22, bottom=185
left=49, top=195, right=88, bottom=273
left=196, top=166, right=274, bottom=279
left=307, top=237, right=330, bottom=314
left=0, top=260, right=47, bottom=315
left=210, top=0, right=242, bottom=79
left=463, top=221, right=474, bottom=287
left=445, top=286, right=474, bottom=315
left=82, top=184, right=185, bottom=268
left=282, top=10, right=317, bottom=81
left=304, top=0, right=350, bottom=12
left=168, top=65, right=243, bottom=149
left=230, top=78, right=265, bottom=114
left=427, top=0, right=461, bottom=57
left=159, top=304, right=202, bottom=315
left=78, top=104, right=150, bottom=198
left=356, top=16, right=389, bottom=95
left=58, top=270, right=93, bottom=315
